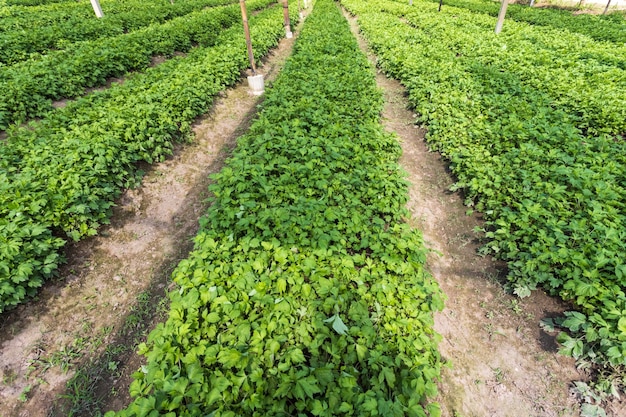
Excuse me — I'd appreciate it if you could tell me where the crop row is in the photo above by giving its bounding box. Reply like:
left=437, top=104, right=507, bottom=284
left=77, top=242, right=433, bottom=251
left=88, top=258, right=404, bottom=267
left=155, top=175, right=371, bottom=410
left=109, top=0, right=443, bottom=416
left=0, top=0, right=106, bottom=31
left=431, top=0, right=626, bottom=74
left=416, top=0, right=626, bottom=73
left=0, top=0, right=85, bottom=30
left=0, top=0, right=276, bottom=131
left=0, top=0, right=229, bottom=34
left=0, top=1, right=290, bottom=313
left=0, top=0, right=236, bottom=65
left=424, top=0, right=626, bottom=44
left=384, top=0, right=626, bottom=137
left=342, top=0, right=626, bottom=389
left=4, top=0, right=73, bottom=6
left=0, top=0, right=222, bottom=31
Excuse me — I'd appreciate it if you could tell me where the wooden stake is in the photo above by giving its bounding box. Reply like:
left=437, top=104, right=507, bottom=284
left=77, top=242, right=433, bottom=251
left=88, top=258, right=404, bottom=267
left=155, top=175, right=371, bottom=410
left=240, top=0, right=256, bottom=74
left=90, top=0, right=104, bottom=18
left=495, top=0, right=509, bottom=34
left=603, top=0, right=612, bottom=14
left=439, top=0, right=443, bottom=11
left=282, top=0, right=292, bottom=34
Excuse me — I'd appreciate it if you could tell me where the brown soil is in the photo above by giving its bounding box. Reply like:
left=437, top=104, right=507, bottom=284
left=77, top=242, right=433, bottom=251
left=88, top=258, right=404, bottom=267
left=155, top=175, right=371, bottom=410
left=344, top=9, right=589, bottom=417
left=0, top=19, right=300, bottom=417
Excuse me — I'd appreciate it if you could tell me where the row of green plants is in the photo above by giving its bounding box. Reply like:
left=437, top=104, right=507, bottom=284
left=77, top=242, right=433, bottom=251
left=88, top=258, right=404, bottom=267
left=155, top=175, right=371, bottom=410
left=422, top=0, right=626, bottom=44
left=416, top=0, right=626, bottom=72
left=0, top=0, right=99, bottom=29
left=0, top=0, right=228, bottom=34
left=0, top=0, right=272, bottom=131
left=109, top=0, right=443, bottom=415
left=343, top=0, right=626, bottom=401
left=386, top=0, right=626, bottom=137
left=0, top=2, right=291, bottom=313
left=3, top=0, right=73, bottom=6
left=0, top=0, right=220, bottom=30
left=0, top=0, right=236, bottom=65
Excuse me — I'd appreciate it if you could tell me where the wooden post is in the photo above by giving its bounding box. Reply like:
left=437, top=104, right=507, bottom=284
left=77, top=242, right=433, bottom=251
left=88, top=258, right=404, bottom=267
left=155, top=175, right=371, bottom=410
left=239, top=0, right=256, bottom=74
left=495, top=0, right=509, bottom=34
left=439, top=0, right=443, bottom=11
left=90, top=0, right=104, bottom=18
left=282, top=0, right=293, bottom=38
left=603, top=0, right=612, bottom=14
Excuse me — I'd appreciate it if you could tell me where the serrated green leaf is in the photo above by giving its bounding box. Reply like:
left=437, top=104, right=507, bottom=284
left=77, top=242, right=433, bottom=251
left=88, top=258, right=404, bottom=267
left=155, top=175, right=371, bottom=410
left=290, top=348, right=306, bottom=364
left=295, top=376, right=321, bottom=400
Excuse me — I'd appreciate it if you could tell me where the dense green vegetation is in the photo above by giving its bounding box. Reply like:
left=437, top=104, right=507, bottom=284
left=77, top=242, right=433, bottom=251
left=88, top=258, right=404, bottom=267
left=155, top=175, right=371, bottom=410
left=109, top=0, right=443, bottom=415
left=343, top=0, right=626, bottom=395
left=4, top=0, right=73, bottom=6
left=0, top=0, right=237, bottom=65
left=3, top=0, right=72, bottom=6
left=0, top=1, right=257, bottom=130
left=389, top=0, right=626, bottom=144
left=0, top=1, right=289, bottom=313
left=0, top=0, right=227, bottom=35
left=427, top=0, right=626, bottom=43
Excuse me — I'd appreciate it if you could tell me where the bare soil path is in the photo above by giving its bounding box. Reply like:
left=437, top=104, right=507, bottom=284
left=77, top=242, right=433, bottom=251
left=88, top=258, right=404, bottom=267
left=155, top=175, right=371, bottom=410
left=344, top=9, right=588, bottom=417
left=0, top=23, right=299, bottom=417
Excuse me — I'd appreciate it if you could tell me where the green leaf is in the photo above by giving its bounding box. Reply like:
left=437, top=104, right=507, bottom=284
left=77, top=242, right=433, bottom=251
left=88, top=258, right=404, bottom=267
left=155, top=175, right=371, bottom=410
left=617, top=317, right=626, bottom=334
left=295, top=376, right=321, bottom=400
left=378, top=366, right=396, bottom=388
left=581, top=403, right=607, bottom=417
left=324, top=314, right=348, bottom=335
left=338, top=402, right=353, bottom=413
left=355, top=344, right=368, bottom=361
left=290, top=348, right=306, bottom=364
left=186, top=363, right=204, bottom=384
left=561, top=312, right=586, bottom=332
left=217, top=349, right=242, bottom=368
left=206, top=312, right=221, bottom=323
left=206, top=388, right=222, bottom=406
left=513, top=285, right=531, bottom=299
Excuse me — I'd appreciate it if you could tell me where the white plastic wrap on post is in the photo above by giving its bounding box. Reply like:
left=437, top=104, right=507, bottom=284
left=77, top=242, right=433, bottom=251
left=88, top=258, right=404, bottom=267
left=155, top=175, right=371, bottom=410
left=90, top=0, right=104, bottom=18
left=299, top=12, right=304, bottom=19
left=285, top=28, right=293, bottom=38
left=247, top=74, right=265, bottom=95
